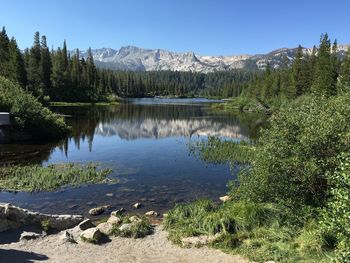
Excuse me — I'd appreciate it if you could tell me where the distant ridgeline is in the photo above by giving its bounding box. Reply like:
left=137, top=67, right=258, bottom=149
left=0, top=26, right=349, bottom=101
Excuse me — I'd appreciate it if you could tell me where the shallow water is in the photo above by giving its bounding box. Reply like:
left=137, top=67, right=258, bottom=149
left=0, top=98, right=262, bottom=216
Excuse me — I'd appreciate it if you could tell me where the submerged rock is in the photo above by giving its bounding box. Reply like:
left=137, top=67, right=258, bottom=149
left=68, top=204, right=79, bottom=210
left=133, top=203, right=142, bottom=209
left=88, top=205, right=110, bottom=216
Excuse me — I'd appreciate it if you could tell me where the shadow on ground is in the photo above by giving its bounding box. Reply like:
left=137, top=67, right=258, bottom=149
left=0, top=225, right=45, bottom=245
left=0, top=248, right=48, bottom=262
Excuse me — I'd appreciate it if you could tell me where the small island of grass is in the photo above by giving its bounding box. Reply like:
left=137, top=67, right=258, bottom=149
left=0, top=162, right=113, bottom=192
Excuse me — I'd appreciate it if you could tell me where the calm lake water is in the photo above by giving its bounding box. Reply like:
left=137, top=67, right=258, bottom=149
left=0, top=98, right=263, bottom=216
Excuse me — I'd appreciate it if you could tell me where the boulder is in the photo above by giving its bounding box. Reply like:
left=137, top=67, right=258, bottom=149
left=181, top=234, right=219, bottom=247
left=0, top=219, right=10, bottom=232
left=88, top=207, right=105, bottom=216
left=77, top=219, right=95, bottom=231
left=96, top=222, right=114, bottom=236
left=20, top=231, right=45, bottom=241
left=129, top=216, right=141, bottom=223
left=119, top=223, right=132, bottom=232
left=111, top=208, right=125, bottom=216
left=133, top=203, right=141, bottom=209
left=219, top=195, right=231, bottom=202
left=60, top=230, right=76, bottom=243
left=107, top=215, right=122, bottom=225
left=145, top=211, right=158, bottom=217
left=80, top=227, right=102, bottom=243
left=89, top=205, right=111, bottom=216
left=0, top=203, right=84, bottom=232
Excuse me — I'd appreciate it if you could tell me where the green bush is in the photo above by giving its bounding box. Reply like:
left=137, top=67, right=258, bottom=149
left=235, top=95, right=350, bottom=209
left=0, top=76, right=69, bottom=139
left=321, top=153, right=350, bottom=262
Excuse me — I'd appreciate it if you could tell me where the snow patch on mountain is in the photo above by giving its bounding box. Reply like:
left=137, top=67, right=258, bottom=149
left=73, top=44, right=350, bottom=73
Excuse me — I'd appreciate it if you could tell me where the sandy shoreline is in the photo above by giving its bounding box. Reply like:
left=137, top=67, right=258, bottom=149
left=0, top=226, right=249, bottom=263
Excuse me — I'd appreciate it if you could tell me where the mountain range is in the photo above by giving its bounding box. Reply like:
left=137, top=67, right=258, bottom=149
left=76, top=44, right=350, bottom=73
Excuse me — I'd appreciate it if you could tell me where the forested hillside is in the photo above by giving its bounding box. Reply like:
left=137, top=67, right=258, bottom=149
left=1, top=27, right=348, bottom=102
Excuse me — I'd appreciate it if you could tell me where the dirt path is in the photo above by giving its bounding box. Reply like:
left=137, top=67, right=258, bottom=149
left=0, top=226, right=249, bottom=263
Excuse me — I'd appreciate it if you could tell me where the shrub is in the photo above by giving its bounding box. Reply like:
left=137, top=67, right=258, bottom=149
left=321, top=153, right=350, bottom=262
left=0, top=76, right=69, bottom=139
left=235, top=95, right=350, bottom=209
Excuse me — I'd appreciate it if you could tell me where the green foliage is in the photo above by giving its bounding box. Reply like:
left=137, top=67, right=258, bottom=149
left=167, top=94, right=350, bottom=261
left=0, top=162, right=112, bottom=192
left=235, top=95, right=350, bottom=209
left=0, top=76, right=69, bottom=139
left=40, top=219, right=51, bottom=231
left=321, top=153, right=350, bottom=262
left=190, top=137, right=254, bottom=165
left=163, top=199, right=280, bottom=243
left=112, top=215, right=153, bottom=238
left=164, top=200, right=330, bottom=262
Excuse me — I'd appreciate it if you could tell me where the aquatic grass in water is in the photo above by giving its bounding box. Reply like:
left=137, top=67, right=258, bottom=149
left=0, top=162, right=112, bottom=192
left=189, top=137, right=254, bottom=165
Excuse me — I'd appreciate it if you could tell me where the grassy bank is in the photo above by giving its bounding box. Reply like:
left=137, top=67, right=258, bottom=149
left=164, top=200, right=332, bottom=262
left=0, top=162, right=112, bottom=192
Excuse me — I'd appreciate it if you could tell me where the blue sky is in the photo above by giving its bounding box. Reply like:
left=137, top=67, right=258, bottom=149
left=1, top=0, right=349, bottom=55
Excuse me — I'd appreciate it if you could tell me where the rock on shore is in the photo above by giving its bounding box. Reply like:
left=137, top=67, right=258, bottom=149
left=0, top=203, right=84, bottom=232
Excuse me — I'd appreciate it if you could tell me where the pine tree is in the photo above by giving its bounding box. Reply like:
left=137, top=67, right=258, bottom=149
left=27, top=32, right=43, bottom=97
left=40, top=35, right=52, bottom=93
left=292, top=45, right=304, bottom=96
left=8, top=37, right=27, bottom=87
left=338, top=47, right=350, bottom=93
left=70, top=49, right=81, bottom=88
left=0, top=27, right=10, bottom=77
left=312, top=34, right=337, bottom=97
left=330, top=40, right=340, bottom=94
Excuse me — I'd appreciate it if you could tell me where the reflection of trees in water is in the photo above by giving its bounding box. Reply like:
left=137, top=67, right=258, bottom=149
left=2, top=104, right=266, bottom=165
left=0, top=142, right=59, bottom=165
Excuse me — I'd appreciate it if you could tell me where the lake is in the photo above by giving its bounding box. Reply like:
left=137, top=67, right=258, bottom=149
left=0, top=98, right=262, bottom=217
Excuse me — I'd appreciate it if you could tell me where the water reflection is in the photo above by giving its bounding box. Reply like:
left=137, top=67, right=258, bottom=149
left=0, top=101, right=263, bottom=164
left=0, top=99, right=265, bottom=216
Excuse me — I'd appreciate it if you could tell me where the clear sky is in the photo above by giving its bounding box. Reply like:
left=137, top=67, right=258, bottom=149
left=1, top=0, right=349, bottom=55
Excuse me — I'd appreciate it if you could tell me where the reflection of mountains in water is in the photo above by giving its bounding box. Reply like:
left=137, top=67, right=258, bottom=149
left=95, top=118, right=246, bottom=140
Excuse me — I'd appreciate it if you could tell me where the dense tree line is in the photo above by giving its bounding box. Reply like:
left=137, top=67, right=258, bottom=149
left=106, top=70, right=255, bottom=98
left=0, top=28, right=107, bottom=102
left=244, top=34, right=350, bottom=102
left=0, top=27, right=256, bottom=101
left=1, top=28, right=349, bottom=103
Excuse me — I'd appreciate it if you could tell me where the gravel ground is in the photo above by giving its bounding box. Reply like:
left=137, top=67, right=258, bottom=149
left=0, top=226, right=250, bottom=263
